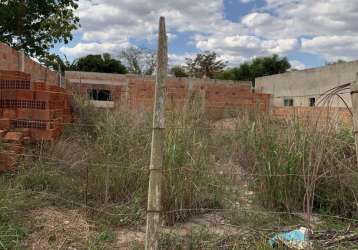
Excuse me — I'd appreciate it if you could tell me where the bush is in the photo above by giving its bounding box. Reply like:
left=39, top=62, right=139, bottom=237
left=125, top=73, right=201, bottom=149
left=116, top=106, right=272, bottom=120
left=15, top=162, right=63, bottom=192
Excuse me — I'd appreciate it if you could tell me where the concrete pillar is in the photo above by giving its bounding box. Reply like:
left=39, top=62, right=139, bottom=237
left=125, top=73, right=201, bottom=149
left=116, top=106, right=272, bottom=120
left=145, top=16, right=167, bottom=250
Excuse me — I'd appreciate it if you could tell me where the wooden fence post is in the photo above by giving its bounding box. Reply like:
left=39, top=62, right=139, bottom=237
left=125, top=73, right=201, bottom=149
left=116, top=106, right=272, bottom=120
left=145, top=16, right=167, bottom=250
left=350, top=74, right=358, bottom=163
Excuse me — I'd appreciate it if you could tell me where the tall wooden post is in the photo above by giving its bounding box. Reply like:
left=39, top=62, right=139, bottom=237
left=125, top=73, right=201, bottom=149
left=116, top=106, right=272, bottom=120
left=145, top=16, right=167, bottom=250
left=350, top=74, right=358, bottom=163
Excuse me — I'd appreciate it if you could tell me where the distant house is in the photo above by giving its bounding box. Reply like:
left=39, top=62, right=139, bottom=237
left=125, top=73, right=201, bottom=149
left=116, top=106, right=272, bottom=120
left=255, top=61, right=358, bottom=108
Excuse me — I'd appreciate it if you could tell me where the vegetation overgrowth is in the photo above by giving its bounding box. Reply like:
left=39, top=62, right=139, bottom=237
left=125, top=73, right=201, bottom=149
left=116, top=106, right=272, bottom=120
left=0, top=96, right=357, bottom=249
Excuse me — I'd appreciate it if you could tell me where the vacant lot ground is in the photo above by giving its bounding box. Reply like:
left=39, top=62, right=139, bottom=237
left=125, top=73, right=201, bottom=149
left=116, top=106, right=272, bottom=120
left=1, top=97, right=358, bottom=249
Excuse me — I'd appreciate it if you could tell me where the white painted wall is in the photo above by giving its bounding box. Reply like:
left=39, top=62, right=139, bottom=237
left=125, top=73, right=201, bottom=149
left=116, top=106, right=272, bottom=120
left=255, top=61, right=358, bottom=108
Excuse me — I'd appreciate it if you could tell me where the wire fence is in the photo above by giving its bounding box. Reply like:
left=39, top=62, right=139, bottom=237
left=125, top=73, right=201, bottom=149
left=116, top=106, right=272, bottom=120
left=2, top=84, right=358, bottom=249
left=6, top=151, right=358, bottom=178
left=3, top=187, right=358, bottom=223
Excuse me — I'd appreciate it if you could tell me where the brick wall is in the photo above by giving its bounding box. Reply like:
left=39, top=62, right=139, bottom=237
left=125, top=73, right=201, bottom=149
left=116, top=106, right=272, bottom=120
left=273, top=107, right=352, bottom=125
left=0, top=42, right=58, bottom=84
left=0, top=69, right=72, bottom=171
left=65, top=71, right=271, bottom=116
left=0, top=70, right=72, bottom=141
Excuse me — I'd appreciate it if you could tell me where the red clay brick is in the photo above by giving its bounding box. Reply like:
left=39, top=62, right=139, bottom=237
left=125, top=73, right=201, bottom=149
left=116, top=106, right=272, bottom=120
left=4, top=143, right=24, bottom=154
left=0, top=118, right=11, bottom=129
left=3, top=131, right=24, bottom=143
left=3, top=109, right=16, bottom=119
left=0, top=152, right=16, bottom=172
left=0, top=67, right=72, bottom=144
left=0, top=129, right=6, bottom=137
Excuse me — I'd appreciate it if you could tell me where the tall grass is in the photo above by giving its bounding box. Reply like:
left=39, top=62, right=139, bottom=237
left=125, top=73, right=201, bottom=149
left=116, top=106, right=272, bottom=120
left=0, top=174, right=26, bottom=249
left=28, top=95, right=229, bottom=225
left=2, top=93, right=358, bottom=247
left=230, top=112, right=358, bottom=221
left=89, top=108, right=151, bottom=205
left=163, top=97, right=227, bottom=224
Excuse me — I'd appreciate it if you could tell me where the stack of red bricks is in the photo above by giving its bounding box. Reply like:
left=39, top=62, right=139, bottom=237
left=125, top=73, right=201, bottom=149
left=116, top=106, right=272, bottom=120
left=0, top=70, right=72, bottom=171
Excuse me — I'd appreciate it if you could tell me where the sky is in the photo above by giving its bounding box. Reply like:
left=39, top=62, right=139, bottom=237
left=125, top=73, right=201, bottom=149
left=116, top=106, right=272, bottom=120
left=54, top=0, right=358, bottom=70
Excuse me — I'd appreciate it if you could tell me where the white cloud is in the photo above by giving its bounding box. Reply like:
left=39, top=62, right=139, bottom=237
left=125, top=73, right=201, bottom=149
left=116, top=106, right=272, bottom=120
left=241, top=12, right=273, bottom=27
left=59, top=0, right=358, bottom=66
left=76, top=0, right=229, bottom=41
left=169, top=53, right=195, bottom=66
left=59, top=41, right=130, bottom=58
left=289, top=60, right=306, bottom=70
left=61, top=0, right=241, bottom=59
left=241, top=12, right=293, bottom=38
left=195, top=35, right=299, bottom=59
left=302, top=36, right=358, bottom=61
left=257, top=0, right=358, bottom=38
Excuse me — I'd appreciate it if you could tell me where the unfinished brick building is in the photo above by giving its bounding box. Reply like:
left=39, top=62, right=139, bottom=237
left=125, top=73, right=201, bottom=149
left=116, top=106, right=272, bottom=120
left=0, top=70, right=72, bottom=171
left=0, top=43, right=60, bottom=84
left=65, top=71, right=271, bottom=116
left=0, top=43, right=72, bottom=171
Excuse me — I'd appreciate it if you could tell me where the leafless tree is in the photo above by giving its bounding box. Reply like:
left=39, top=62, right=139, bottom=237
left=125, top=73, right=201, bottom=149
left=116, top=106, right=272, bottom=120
left=119, top=47, right=156, bottom=75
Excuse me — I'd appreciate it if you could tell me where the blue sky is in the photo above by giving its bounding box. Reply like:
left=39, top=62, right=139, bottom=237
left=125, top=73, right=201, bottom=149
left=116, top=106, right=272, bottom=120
left=55, top=0, right=358, bottom=70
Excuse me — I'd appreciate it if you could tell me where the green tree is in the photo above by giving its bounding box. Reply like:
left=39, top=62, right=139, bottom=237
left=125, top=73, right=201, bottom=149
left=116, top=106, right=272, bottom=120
left=250, top=54, right=290, bottom=77
left=71, top=54, right=127, bottom=74
left=216, top=54, right=291, bottom=84
left=170, top=65, right=188, bottom=77
left=185, top=51, right=227, bottom=78
left=0, top=0, right=80, bottom=61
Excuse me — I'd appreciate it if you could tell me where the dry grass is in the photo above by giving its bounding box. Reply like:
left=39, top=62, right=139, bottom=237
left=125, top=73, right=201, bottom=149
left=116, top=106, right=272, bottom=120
left=24, top=207, right=91, bottom=249
left=1, top=96, right=358, bottom=249
left=212, top=110, right=358, bottom=225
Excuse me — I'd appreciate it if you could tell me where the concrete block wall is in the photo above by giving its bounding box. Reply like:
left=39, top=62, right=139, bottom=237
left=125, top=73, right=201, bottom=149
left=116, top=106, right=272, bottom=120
left=255, top=61, right=358, bottom=108
left=0, top=42, right=59, bottom=84
left=65, top=71, right=271, bottom=116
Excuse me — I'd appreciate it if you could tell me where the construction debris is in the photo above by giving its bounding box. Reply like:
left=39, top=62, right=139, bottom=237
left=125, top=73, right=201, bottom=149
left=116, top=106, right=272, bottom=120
left=268, top=227, right=311, bottom=249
